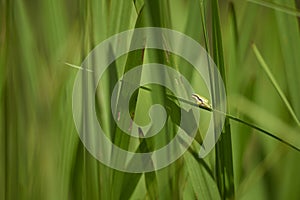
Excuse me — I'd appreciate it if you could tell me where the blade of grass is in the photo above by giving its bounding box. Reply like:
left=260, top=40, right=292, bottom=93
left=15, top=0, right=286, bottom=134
left=247, top=0, right=300, bottom=17
left=138, top=1, right=183, bottom=199
left=8, top=1, right=44, bottom=199
left=238, top=2, right=260, bottom=65
left=229, top=95, right=300, bottom=151
left=184, top=151, right=221, bottom=200
left=252, top=43, right=300, bottom=127
left=138, top=129, right=158, bottom=200
left=226, top=2, right=239, bottom=93
left=0, top=1, right=8, bottom=199
left=211, top=0, right=235, bottom=199
left=199, top=2, right=232, bottom=197
left=270, top=1, right=300, bottom=198
left=80, top=1, right=96, bottom=199
left=236, top=144, right=285, bottom=199
left=66, top=64, right=300, bottom=153
left=223, top=111, right=300, bottom=152
left=107, top=0, right=137, bottom=35
left=108, top=4, right=149, bottom=199
left=271, top=0, right=300, bottom=116
left=199, top=0, right=210, bottom=53
left=236, top=146, right=286, bottom=199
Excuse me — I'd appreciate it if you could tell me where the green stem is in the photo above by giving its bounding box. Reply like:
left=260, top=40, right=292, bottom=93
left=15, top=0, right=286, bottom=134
left=252, top=44, right=300, bottom=127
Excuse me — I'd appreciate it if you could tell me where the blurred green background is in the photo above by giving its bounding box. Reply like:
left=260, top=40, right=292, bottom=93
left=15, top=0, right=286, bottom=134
left=1, top=0, right=300, bottom=199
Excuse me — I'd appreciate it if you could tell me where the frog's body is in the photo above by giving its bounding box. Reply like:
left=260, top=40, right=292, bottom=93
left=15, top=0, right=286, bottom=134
left=192, top=93, right=212, bottom=110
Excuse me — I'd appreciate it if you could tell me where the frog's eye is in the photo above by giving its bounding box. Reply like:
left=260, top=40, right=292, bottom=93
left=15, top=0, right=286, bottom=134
left=191, top=93, right=212, bottom=109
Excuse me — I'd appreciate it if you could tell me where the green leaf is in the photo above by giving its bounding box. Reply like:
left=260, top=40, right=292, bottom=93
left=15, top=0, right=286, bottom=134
left=252, top=43, right=300, bottom=126
left=247, top=0, right=300, bottom=17
left=211, top=0, right=235, bottom=198
left=184, top=151, right=221, bottom=200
